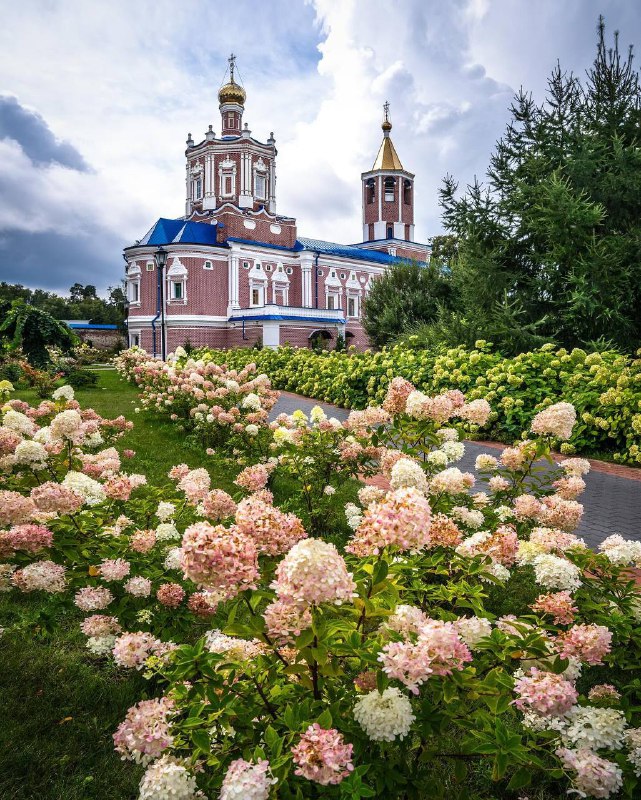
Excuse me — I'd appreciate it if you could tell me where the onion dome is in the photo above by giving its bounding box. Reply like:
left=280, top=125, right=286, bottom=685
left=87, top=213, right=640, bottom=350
left=218, top=79, right=246, bottom=106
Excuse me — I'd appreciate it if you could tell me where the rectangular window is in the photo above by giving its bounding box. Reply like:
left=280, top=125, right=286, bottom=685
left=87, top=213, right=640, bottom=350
left=130, top=333, right=140, bottom=347
left=131, top=282, right=139, bottom=303
left=255, top=173, right=266, bottom=199
left=327, top=295, right=335, bottom=310
left=172, top=281, right=183, bottom=300
left=223, top=175, right=232, bottom=195
left=193, top=178, right=202, bottom=199
left=251, top=287, right=263, bottom=306
left=347, top=297, right=357, bottom=317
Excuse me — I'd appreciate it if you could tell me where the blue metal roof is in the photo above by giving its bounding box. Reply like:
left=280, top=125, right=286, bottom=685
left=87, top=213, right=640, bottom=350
left=296, top=237, right=407, bottom=266
left=172, top=221, right=219, bottom=245
left=68, top=323, right=118, bottom=330
left=229, top=313, right=346, bottom=324
left=134, top=218, right=218, bottom=247
left=131, top=220, right=410, bottom=267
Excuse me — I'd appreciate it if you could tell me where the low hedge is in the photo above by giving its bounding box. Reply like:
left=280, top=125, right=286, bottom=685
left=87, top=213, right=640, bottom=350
left=192, top=342, right=641, bottom=465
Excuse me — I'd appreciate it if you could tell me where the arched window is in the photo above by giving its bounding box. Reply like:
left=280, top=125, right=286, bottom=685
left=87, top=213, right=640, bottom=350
left=386, top=225, right=394, bottom=239
left=366, top=178, right=375, bottom=204
left=404, top=179, right=412, bottom=204
left=384, top=177, right=395, bottom=202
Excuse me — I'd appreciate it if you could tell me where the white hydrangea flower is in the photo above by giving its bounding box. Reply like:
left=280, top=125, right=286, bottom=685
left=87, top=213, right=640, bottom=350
left=475, top=454, right=498, bottom=471
left=3, top=409, right=36, bottom=435
left=242, top=393, right=262, bottom=411
left=310, top=405, right=327, bottom=423
left=561, top=707, right=627, bottom=751
left=139, top=756, right=200, bottom=800
left=353, top=687, right=415, bottom=742
left=436, top=428, right=459, bottom=442
left=86, top=634, right=117, bottom=657
left=345, top=502, right=363, bottom=530
left=455, top=616, right=493, bottom=649
left=164, top=547, right=183, bottom=571
left=155, top=523, right=180, bottom=542
left=599, top=534, right=641, bottom=567
left=156, top=502, right=175, bottom=522
left=451, top=506, right=485, bottom=529
left=52, top=385, right=75, bottom=401
left=13, top=440, right=48, bottom=466
left=62, top=471, right=106, bottom=506
left=390, top=458, right=428, bottom=493
left=441, top=441, right=465, bottom=463
left=426, top=450, right=448, bottom=468
left=532, top=554, right=582, bottom=592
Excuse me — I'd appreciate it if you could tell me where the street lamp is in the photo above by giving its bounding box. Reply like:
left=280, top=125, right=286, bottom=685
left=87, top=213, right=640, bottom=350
left=155, top=246, right=169, bottom=361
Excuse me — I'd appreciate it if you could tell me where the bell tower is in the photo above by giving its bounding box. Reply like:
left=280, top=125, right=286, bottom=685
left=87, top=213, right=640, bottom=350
left=361, top=102, right=415, bottom=242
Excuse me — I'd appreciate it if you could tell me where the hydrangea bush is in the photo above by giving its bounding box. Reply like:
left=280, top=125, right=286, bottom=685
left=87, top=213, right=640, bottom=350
left=182, top=343, right=641, bottom=464
left=2, top=377, right=641, bottom=798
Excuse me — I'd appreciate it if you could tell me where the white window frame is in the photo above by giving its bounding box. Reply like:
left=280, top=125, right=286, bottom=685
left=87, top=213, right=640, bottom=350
left=250, top=285, right=265, bottom=307
left=347, top=295, right=358, bottom=318
left=192, top=177, right=203, bottom=200
left=326, top=291, right=340, bottom=311
left=204, top=260, right=213, bottom=270
left=255, top=172, right=267, bottom=200
left=129, top=331, right=141, bottom=348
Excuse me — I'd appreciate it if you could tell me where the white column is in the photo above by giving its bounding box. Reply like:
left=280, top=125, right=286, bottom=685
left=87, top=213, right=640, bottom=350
left=301, top=259, right=312, bottom=308
left=228, top=253, right=240, bottom=311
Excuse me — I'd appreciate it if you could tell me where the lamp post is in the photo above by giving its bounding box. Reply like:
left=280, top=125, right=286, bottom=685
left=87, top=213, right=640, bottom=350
left=155, top=246, right=168, bottom=361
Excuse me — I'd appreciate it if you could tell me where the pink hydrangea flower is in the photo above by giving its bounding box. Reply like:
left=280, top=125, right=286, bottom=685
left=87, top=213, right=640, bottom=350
left=263, top=598, right=313, bottom=645
left=99, top=558, right=131, bottom=582
left=124, top=576, right=152, bottom=597
left=235, top=496, right=307, bottom=556
left=382, top=377, right=415, bottom=414
left=181, top=522, right=259, bottom=597
left=555, top=624, right=612, bottom=665
left=201, top=489, right=237, bottom=521
left=112, top=631, right=162, bottom=669
left=234, top=463, right=272, bottom=493
left=513, top=668, right=578, bottom=716
left=30, top=482, right=83, bottom=514
left=113, top=696, right=175, bottom=764
left=178, top=467, right=211, bottom=502
left=0, top=524, right=52, bottom=555
left=272, top=539, right=355, bottom=605
left=556, top=747, right=623, bottom=798
left=156, top=583, right=185, bottom=608
left=130, top=529, right=156, bottom=553
left=0, top=491, right=35, bottom=526
left=80, top=615, right=121, bottom=637
left=379, top=619, right=472, bottom=694
left=530, top=402, right=576, bottom=440
left=530, top=591, right=578, bottom=625
left=346, top=487, right=432, bottom=556
left=74, top=586, right=114, bottom=611
left=291, top=724, right=354, bottom=785
left=12, top=560, right=66, bottom=593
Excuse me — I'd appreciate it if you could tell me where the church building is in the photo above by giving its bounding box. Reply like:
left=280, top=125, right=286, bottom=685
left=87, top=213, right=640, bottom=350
left=125, top=57, right=430, bottom=354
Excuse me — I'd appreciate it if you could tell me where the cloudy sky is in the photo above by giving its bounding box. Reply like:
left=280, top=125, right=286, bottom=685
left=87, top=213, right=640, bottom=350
left=1, top=0, right=639, bottom=294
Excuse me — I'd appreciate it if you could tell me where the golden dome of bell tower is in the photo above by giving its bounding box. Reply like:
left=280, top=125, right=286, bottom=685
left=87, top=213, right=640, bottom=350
left=219, top=54, right=246, bottom=136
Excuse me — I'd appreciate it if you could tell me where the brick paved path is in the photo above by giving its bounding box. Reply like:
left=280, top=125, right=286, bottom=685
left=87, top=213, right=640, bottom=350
left=272, top=392, right=641, bottom=550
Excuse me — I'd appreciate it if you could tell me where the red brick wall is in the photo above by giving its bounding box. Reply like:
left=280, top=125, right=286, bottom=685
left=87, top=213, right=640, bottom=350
left=214, top=207, right=297, bottom=248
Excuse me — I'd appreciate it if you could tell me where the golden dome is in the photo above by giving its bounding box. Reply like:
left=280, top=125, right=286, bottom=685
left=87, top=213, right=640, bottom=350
left=218, top=80, right=246, bottom=106
left=381, top=119, right=392, bottom=132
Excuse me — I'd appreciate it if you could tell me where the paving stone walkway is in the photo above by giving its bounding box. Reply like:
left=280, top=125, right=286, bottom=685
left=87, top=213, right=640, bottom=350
left=272, top=392, right=641, bottom=550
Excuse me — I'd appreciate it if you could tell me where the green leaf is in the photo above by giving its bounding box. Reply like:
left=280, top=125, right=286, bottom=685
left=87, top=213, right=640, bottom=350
left=507, top=767, right=532, bottom=790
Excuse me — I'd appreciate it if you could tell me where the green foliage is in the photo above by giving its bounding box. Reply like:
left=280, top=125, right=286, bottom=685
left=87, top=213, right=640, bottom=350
left=0, top=302, right=78, bottom=368
left=362, top=261, right=455, bottom=348
left=440, top=18, right=641, bottom=353
left=65, top=368, right=99, bottom=389
left=0, top=281, right=126, bottom=328
left=196, top=343, right=641, bottom=464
